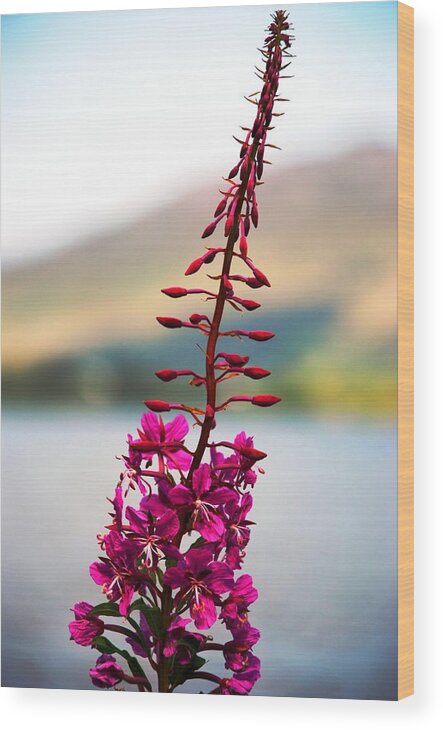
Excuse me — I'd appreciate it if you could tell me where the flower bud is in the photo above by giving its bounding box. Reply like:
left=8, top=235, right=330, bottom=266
left=189, top=313, right=210, bottom=325
left=214, top=196, right=228, bottom=217
left=244, top=367, right=271, bottom=379
left=144, top=400, right=172, bottom=412
left=202, top=219, right=218, bottom=239
left=220, top=392, right=278, bottom=410
left=248, top=263, right=270, bottom=287
left=239, top=446, right=267, bottom=461
left=245, top=277, right=263, bottom=289
left=157, top=317, right=182, bottom=329
left=161, top=287, right=188, bottom=298
left=251, top=394, right=281, bottom=407
left=247, top=330, right=275, bottom=341
left=219, top=352, right=249, bottom=366
left=228, top=161, right=241, bottom=179
left=155, top=369, right=178, bottom=381
left=251, top=199, right=259, bottom=227
left=236, top=298, right=261, bottom=311
left=224, top=213, right=235, bottom=237
left=222, top=275, right=233, bottom=294
left=185, top=248, right=222, bottom=276
left=90, top=655, right=124, bottom=689
left=246, top=165, right=256, bottom=198
left=185, top=257, right=205, bottom=276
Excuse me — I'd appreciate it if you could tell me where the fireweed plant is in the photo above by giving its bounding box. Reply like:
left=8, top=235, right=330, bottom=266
left=69, top=10, right=293, bottom=694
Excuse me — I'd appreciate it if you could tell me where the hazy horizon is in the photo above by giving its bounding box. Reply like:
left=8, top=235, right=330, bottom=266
left=1, top=2, right=397, bottom=265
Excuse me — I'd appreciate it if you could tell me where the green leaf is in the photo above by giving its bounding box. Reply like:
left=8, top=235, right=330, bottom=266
left=93, top=636, right=152, bottom=689
left=156, top=567, right=164, bottom=585
left=140, top=605, right=163, bottom=637
left=121, top=651, right=149, bottom=684
left=128, top=597, right=147, bottom=614
left=89, top=602, right=120, bottom=617
left=188, top=536, right=206, bottom=551
left=92, top=635, right=120, bottom=654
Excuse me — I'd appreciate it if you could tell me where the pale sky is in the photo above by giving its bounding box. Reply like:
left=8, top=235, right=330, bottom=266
left=1, top=2, right=397, bottom=264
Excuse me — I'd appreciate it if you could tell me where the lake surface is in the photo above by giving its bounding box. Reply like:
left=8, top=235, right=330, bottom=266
left=1, top=409, right=397, bottom=699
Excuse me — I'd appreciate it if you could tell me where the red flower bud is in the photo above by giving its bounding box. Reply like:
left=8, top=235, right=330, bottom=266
left=189, top=313, right=210, bottom=325
left=257, top=158, right=264, bottom=180
left=224, top=213, right=235, bottom=237
left=239, top=234, right=248, bottom=258
left=155, top=369, right=178, bottom=382
left=157, top=317, right=182, bottom=329
left=223, top=275, right=233, bottom=294
left=202, top=219, right=218, bottom=239
left=185, top=248, right=221, bottom=276
left=243, top=367, right=271, bottom=379
left=251, top=394, right=281, bottom=407
left=235, top=298, right=261, bottom=311
left=218, top=352, right=249, bottom=366
left=228, top=161, right=241, bottom=179
left=161, top=287, right=188, bottom=298
left=144, top=400, right=172, bottom=412
left=214, top=196, right=228, bottom=217
left=247, top=330, right=275, bottom=341
left=246, top=164, right=256, bottom=198
left=251, top=199, right=259, bottom=227
left=248, top=262, right=270, bottom=287
left=238, top=446, right=267, bottom=461
left=185, top=256, right=206, bottom=276
left=245, top=277, right=264, bottom=289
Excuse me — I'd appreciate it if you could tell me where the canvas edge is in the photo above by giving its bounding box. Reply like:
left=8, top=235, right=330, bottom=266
left=397, top=0, right=414, bottom=701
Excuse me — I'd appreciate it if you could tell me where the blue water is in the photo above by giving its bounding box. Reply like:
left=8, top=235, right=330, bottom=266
left=1, top=409, right=397, bottom=698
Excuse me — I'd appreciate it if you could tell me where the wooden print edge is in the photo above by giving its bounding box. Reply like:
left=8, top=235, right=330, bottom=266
left=397, top=1, right=414, bottom=701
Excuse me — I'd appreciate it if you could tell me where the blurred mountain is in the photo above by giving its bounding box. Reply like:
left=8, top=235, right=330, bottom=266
left=2, top=145, right=397, bottom=413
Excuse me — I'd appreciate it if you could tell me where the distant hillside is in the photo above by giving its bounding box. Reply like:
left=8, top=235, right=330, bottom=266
left=2, top=146, right=397, bottom=413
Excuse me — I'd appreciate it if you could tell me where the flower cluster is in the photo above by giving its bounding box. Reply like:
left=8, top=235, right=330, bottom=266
left=70, top=9, right=293, bottom=694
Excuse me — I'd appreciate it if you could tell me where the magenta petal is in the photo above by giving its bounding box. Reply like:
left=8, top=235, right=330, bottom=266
left=163, top=566, right=187, bottom=589
left=119, top=585, right=134, bottom=616
left=71, top=601, right=94, bottom=619
left=185, top=545, right=214, bottom=575
left=168, top=485, right=193, bottom=506
left=89, top=561, right=113, bottom=587
left=197, top=512, right=225, bottom=542
left=126, top=506, right=148, bottom=535
left=155, top=508, right=180, bottom=539
left=140, top=493, right=168, bottom=517
left=90, top=654, right=124, bottom=689
left=140, top=412, right=161, bottom=441
left=191, top=595, right=217, bottom=630
left=205, top=487, right=238, bottom=505
left=234, top=574, right=258, bottom=604
left=165, top=414, right=189, bottom=442
left=192, top=463, right=211, bottom=497
left=206, top=562, right=234, bottom=594
left=69, top=617, right=104, bottom=646
left=166, top=449, right=192, bottom=471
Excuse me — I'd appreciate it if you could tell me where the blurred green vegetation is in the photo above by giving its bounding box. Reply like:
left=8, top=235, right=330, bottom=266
left=2, top=147, right=398, bottom=417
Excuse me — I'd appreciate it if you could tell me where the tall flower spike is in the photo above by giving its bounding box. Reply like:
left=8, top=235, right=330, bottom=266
left=70, top=10, right=293, bottom=696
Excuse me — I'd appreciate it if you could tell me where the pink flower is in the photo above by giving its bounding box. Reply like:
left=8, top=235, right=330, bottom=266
left=169, top=463, right=236, bottom=541
left=131, top=412, right=192, bottom=472
left=68, top=602, right=104, bottom=647
left=90, top=654, right=124, bottom=689
left=164, top=546, right=234, bottom=629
